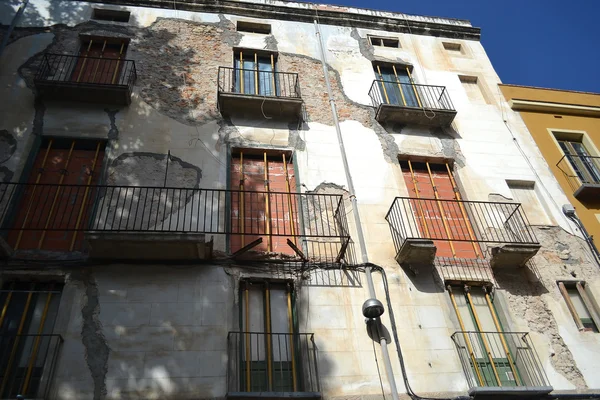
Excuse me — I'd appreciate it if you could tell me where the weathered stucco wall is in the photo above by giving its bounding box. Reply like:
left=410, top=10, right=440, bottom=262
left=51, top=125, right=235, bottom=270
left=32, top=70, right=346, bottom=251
left=1, top=0, right=600, bottom=399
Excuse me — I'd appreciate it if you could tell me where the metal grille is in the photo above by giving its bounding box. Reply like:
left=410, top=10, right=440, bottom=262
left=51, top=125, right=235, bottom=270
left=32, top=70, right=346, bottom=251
left=218, top=66, right=300, bottom=98
left=451, top=331, right=549, bottom=389
left=385, top=197, right=539, bottom=254
left=34, top=53, right=137, bottom=93
left=557, top=154, right=600, bottom=189
left=0, top=334, right=63, bottom=399
left=227, top=332, right=320, bottom=394
left=368, top=80, right=454, bottom=111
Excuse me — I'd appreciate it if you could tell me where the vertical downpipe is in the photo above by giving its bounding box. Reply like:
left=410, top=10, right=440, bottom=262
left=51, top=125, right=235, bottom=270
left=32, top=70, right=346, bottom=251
left=314, top=20, right=400, bottom=400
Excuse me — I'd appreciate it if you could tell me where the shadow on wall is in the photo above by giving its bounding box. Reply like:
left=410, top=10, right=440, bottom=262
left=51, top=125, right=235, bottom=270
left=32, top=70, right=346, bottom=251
left=0, top=0, right=88, bottom=28
left=52, top=266, right=347, bottom=400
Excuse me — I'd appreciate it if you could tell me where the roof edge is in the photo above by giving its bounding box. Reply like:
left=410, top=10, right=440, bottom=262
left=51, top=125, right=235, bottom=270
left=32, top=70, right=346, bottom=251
left=82, top=0, right=482, bottom=40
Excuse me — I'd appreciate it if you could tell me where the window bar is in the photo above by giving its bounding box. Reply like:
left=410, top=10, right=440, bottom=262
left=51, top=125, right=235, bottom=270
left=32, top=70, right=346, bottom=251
left=76, top=40, right=94, bottom=82
left=575, top=282, right=600, bottom=331
left=426, top=162, right=457, bottom=256
left=90, top=40, right=108, bottom=83
left=240, top=152, right=245, bottom=246
left=264, top=152, right=272, bottom=252
left=0, top=284, right=34, bottom=395
left=254, top=53, right=259, bottom=95
left=14, top=139, right=54, bottom=249
left=0, top=282, right=15, bottom=328
left=407, top=160, right=431, bottom=238
left=445, top=163, right=482, bottom=258
left=375, top=65, right=390, bottom=104
left=239, top=52, right=245, bottom=95
left=405, top=67, right=423, bottom=108
left=265, top=283, right=273, bottom=391
left=111, top=41, right=125, bottom=84
left=38, top=140, right=76, bottom=249
left=447, top=285, right=484, bottom=386
left=282, top=154, right=297, bottom=245
left=20, top=284, right=54, bottom=395
left=391, top=65, right=407, bottom=106
left=465, top=286, right=502, bottom=386
left=271, top=54, right=276, bottom=96
left=69, top=142, right=101, bottom=250
left=244, top=285, right=251, bottom=391
left=286, top=285, right=297, bottom=391
left=483, top=287, right=522, bottom=385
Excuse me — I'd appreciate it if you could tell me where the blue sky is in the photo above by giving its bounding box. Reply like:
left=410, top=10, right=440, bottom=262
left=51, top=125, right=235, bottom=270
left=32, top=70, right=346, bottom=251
left=321, top=0, right=600, bottom=93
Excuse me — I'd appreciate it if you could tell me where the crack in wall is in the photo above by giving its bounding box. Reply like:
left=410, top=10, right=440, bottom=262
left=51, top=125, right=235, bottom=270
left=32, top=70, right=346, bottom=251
left=80, top=272, right=110, bottom=400
left=104, top=109, right=120, bottom=140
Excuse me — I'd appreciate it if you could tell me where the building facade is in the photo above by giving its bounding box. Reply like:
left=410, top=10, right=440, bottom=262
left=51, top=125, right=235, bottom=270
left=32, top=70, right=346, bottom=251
left=0, top=1, right=599, bottom=399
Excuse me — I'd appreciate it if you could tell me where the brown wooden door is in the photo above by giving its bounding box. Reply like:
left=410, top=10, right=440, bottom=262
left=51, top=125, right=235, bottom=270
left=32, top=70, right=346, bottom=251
left=400, top=161, right=481, bottom=259
left=8, top=139, right=105, bottom=252
left=230, top=151, right=299, bottom=256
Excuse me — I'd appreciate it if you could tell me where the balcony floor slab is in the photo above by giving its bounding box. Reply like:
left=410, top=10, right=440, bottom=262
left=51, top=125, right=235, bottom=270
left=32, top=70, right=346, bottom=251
left=227, top=392, right=321, bottom=400
left=490, top=243, right=541, bottom=269
left=86, top=232, right=211, bottom=261
left=573, top=183, right=600, bottom=202
left=218, top=92, right=303, bottom=120
left=395, top=238, right=436, bottom=269
left=375, top=104, right=457, bottom=127
left=469, top=386, right=553, bottom=399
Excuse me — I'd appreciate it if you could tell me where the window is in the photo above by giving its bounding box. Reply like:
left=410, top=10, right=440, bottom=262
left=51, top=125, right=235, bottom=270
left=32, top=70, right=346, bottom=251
left=237, top=21, right=272, bottom=34
left=373, top=63, right=419, bottom=107
left=0, top=281, right=63, bottom=399
left=234, top=50, right=278, bottom=96
left=91, top=8, right=130, bottom=23
left=556, top=136, right=600, bottom=185
left=74, top=38, right=129, bottom=85
left=442, top=42, right=462, bottom=52
left=369, top=35, right=400, bottom=48
left=507, top=181, right=552, bottom=226
left=449, top=285, right=522, bottom=387
left=558, top=281, right=600, bottom=332
left=239, top=280, right=297, bottom=392
left=459, top=75, right=490, bottom=105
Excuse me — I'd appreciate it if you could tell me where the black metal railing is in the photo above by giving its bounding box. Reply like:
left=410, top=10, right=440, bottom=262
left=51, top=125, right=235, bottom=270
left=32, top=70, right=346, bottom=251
left=218, top=66, right=300, bottom=99
left=385, top=197, right=538, bottom=251
left=368, top=80, right=454, bottom=111
left=34, top=53, right=137, bottom=93
left=0, top=183, right=350, bottom=258
left=451, top=331, right=549, bottom=389
left=557, top=154, right=600, bottom=191
left=0, top=334, right=63, bottom=399
left=227, top=332, right=319, bottom=394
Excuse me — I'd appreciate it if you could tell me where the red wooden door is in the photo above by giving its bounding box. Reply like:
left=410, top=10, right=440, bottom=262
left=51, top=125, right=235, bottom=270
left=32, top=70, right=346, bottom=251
left=230, top=151, right=298, bottom=256
left=8, top=139, right=105, bottom=252
left=72, top=40, right=125, bottom=85
left=400, top=161, right=481, bottom=259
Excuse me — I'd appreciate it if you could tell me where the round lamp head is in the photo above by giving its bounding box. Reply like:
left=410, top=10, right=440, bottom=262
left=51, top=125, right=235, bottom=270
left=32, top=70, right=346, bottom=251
left=362, top=298, right=384, bottom=319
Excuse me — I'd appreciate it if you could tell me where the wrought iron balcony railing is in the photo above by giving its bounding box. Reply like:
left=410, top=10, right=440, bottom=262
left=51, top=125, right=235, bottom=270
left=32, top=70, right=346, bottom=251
left=34, top=53, right=137, bottom=104
left=368, top=79, right=454, bottom=111
left=557, top=154, right=600, bottom=200
left=227, top=332, right=320, bottom=395
left=385, top=197, right=538, bottom=250
left=218, top=66, right=301, bottom=99
left=0, top=334, right=63, bottom=400
left=0, top=183, right=350, bottom=261
left=451, top=331, right=551, bottom=394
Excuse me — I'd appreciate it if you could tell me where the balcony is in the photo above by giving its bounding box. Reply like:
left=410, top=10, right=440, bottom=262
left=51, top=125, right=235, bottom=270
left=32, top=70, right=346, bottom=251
left=451, top=331, right=552, bottom=398
left=368, top=80, right=456, bottom=126
left=385, top=197, right=540, bottom=270
left=34, top=53, right=136, bottom=105
left=0, top=183, right=350, bottom=262
left=557, top=154, right=600, bottom=202
left=0, top=334, right=63, bottom=400
left=217, top=66, right=302, bottom=120
left=226, top=332, right=320, bottom=399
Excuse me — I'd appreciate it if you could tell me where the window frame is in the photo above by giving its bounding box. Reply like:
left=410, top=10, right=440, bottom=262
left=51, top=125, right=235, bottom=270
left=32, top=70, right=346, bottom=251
left=368, top=35, right=400, bottom=48
left=558, top=281, right=600, bottom=332
left=91, top=8, right=131, bottom=23
left=551, top=130, right=600, bottom=186
left=236, top=21, right=272, bottom=34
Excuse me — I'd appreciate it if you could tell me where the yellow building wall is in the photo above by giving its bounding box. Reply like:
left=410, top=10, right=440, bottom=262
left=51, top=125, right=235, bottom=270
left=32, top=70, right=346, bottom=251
left=500, top=84, right=600, bottom=248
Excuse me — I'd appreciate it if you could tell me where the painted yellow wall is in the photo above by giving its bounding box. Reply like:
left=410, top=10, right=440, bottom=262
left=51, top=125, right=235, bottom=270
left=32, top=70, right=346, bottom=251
left=500, top=84, right=600, bottom=247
